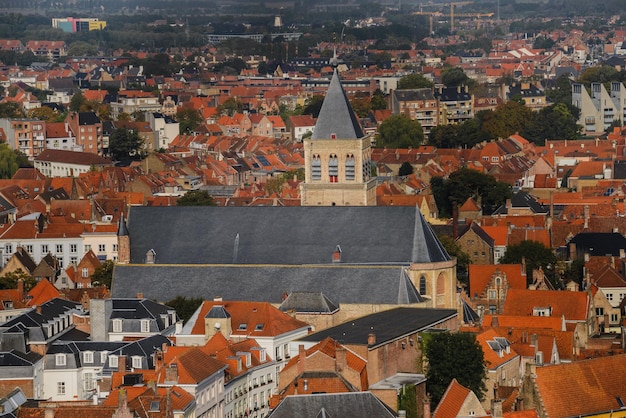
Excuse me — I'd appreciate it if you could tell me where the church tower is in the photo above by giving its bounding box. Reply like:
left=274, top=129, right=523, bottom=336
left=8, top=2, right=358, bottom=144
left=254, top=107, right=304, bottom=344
left=300, top=69, right=376, bottom=206
left=117, top=214, right=130, bottom=264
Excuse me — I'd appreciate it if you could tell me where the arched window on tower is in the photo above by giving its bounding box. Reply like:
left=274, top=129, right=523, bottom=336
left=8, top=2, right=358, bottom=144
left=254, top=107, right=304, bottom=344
left=345, top=154, right=355, bottom=181
left=419, top=276, right=427, bottom=295
left=329, top=154, right=338, bottom=183
left=312, top=154, right=321, bottom=180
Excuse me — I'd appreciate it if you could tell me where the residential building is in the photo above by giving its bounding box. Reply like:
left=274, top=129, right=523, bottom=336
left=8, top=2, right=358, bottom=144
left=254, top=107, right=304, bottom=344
left=45, top=122, right=81, bottom=151
left=146, top=112, right=179, bottom=150
left=456, top=221, right=495, bottom=265
left=175, top=299, right=310, bottom=375
left=572, top=81, right=626, bottom=134
left=0, top=118, right=46, bottom=159
left=89, top=298, right=178, bottom=342
left=475, top=329, right=520, bottom=407
left=432, top=378, right=486, bottom=418
left=434, top=86, right=474, bottom=125
left=268, top=392, right=398, bottom=418
left=506, top=82, right=548, bottom=111
left=34, top=149, right=114, bottom=177
left=300, top=70, right=377, bottom=206
left=66, top=112, right=103, bottom=155
left=110, top=91, right=161, bottom=120
left=25, top=40, right=67, bottom=60
left=286, top=115, right=316, bottom=141
left=390, top=88, right=439, bottom=135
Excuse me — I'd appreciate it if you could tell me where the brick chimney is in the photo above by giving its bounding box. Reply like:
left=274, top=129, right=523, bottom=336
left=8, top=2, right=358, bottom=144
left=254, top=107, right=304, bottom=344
left=423, top=397, right=431, bottom=418
left=298, top=344, right=306, bottom=375
left=118, top=355, right=127, bottom=372
left=165, top=363, right=178, bottom=384
left=491, top=399, right=503, bottom=418
left=335, top=347, right=347, bottom=372
left=368, top=333, right=376, bottom=346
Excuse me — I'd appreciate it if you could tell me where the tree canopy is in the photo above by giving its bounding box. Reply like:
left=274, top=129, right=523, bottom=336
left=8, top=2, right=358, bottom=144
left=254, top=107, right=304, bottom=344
left=0, top=143, right=27, bottom=179
left=0, top=269, right=37, bottom=292
left=424, top=332, right=487, bottom=407
left=397, top=73, right=434, bottom=90
left=91, top=260, right=114, bottom=289
left=108, top=128, right=144, bottom=162
left=176, top=190, right=217, bottom=206
left=430, top=168, right=512, bottom=217
left=176, top=108, right=203, bottom=134
left=376, top=114, right=424, bottom=148
left=438, top=235, right=471, bottom=285
left=499, top=240, right=558, bottom=287
left=165, top=296, right=204, bottom=324
left=441, top=67, right=469, bottom=87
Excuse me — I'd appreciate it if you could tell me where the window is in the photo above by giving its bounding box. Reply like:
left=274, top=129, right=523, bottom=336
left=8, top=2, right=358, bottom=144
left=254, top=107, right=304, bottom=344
left=109, top=355, right=118, bottom=368
left=596, top=307, right=604, bottom=316
left=112, top=319, right=122, bottom=333
left=41, top=244, right=48, bottom=254
left=611, top=314, right=619, bottom=323
left=84, top=372, right=95, bottom=391
left=83, top=351, right=93, bottom=364
left=419, top=276, right=427, bottom=295
left=328, top=154, right=338, bottom=182
left=141, top=319, right=150, bottom=333
left=113, top=244, right=118, bottom=252
left=26, top=245, right=33, bottom=254
left=70, top=257, right=77, bottom=265
left=100, top=351, right=108, bottom=363
left=57, top=382, right=66, bottom=395
left=345, top=154, right=355, bottom=181
left=84, top=244, right=91, bottom=252
left=132, top=356, right=142, bottom=369
left=311, top=155, right=321, bottom=181
left=488, top=289, right=497, bottom=299
left=98, top=244, right=106, bottom=252
left=55, top=354, right=66, bottom=366
left=70, top=244, right=77, bottom=254
left=56, top=244, right=63, bottom=253
left=82, top=268, right=89, bottom=278
left=5, top=244, right=12, bottom=254
left=606, top=293, right=614, bottom=301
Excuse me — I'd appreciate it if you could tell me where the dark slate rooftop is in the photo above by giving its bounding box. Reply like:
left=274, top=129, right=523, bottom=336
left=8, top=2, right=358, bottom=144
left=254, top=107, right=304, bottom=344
left=111, top=264, right=420, bottom=306
left=127, top=206, right=450, bottom=265
left=279, top=292, right=339, bottom=314
left=310, top=70, right=364, bottom=140
left=297, top=307, right=457, bottom=349
left=568, top=232, right=626, bottom=257
left=393, top=88, right=435, bottom=101
left=268, top=392, right=397, bottom=418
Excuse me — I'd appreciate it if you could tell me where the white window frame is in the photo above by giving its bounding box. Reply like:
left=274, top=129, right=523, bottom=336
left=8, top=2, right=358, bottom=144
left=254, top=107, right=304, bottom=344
left=83, top=351, right=93, bottom=364
left=57, top=381, right=66, bottom=395
left=112, top=318, right=122, bottom=333
left=55, top=354, right=66, bottom=366
left=109, top=355, right=118, bottom=368
left=132, top=356, right=142, bottom=369
left=141, top=319, right=150, bottom=333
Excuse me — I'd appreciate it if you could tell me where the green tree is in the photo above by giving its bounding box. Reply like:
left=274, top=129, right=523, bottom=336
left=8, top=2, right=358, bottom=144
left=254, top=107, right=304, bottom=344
left=0, top=269, right=37, bottom=292
left=91, top=260, right=114, bottom=289
left=371, top=89, right=387, bottom=110
left=438, top=235, right=471, bottom=286
left=398, top=384, right=418, bottom=418
left=350, top=97, right=371, bottom=118
left=0, top=102, right=25, bottom=118
left=398, top=161, right=414, bottom=176
left=177, top=190, right=217, bottom=206
left=425, top=332, right=487, bottom=406
left=546, top=74, right=573, bottom=106
left=578, top=65, right=620, bottom=86
left=217, top=98, right=244, bottom=117
left=499, top=241, right=558, bottom=287
left=69, top=91, right=85, bottom=113
left=442, top=67, right=469, bottom=87
left=165, top=296, right=204, bottom=324
left=28, top=106, right=59, bottom=122
left=481, top=100, right=535, bottom=140
left=176, top=108, right=203, bottom=134
left=108, top=128, right=144, bottom=162
left=376, top=114, right=424, bottom=148
left=67, top=41, right=98, bottom=56
left=525, top=103, right=581, bottom=144
left=397, top=73, right=434, bottom=89
left=0, top=143, right=22, bottom=178
left=302, top=95, right=325, bottom=118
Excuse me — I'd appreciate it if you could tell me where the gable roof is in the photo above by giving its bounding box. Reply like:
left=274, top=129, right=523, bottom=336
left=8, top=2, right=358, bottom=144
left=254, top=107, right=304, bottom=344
left=503, top=289, right=588, bottom=321
left=268, top=392, right=397, bottom=418
left=126, top=206, right=450, bottom=265
left=468, top=264, right=526, bottom=299
left=311, top=70, right=364, bottom=140
left=432, top=378, right=473, bottom=418
left=534, top=354, right=626, bottom=417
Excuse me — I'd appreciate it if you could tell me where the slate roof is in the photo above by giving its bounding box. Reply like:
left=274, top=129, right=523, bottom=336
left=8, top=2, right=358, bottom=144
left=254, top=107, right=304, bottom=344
left=393, top=88, right=436, bottom=101
left=279, top=292, right=339, bottom=314
left=310, top=70, right=364, bottom=140
left=297, top=307, right=457, bottom=349
left=126, top=206, right=450, bottom=265
left=268, top=392, right=397, bottom=418
left=568, top=232, right=626, bottom=257
left=111, top=264, right=421, bottom=306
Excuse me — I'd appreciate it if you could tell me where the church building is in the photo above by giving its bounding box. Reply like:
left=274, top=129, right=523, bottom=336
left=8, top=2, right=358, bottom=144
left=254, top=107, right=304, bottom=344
left=300, top=69, right=377, bottom=206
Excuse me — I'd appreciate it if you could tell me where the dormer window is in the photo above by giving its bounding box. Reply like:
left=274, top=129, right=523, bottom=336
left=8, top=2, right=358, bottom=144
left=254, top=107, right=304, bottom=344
left=55, top=354, right=66, bottom=366
left=109, top=355, right=118, bottom=368
left=141, top=319, right=150, bottom=333
left=112, top=318, right=122, bottom=333
left=132, top=356, right=142, bottom=369
left=83, top=351, right=93, bottom=364
left=238, top=323, right=247, bottom=331
left=255, top=323, right=264, bottom=331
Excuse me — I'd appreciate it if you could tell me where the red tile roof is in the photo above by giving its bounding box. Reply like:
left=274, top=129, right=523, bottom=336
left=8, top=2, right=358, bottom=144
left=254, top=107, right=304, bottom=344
left=432, top=378, right=472, bottom=418
left=503, top=289, right=589, bottom=321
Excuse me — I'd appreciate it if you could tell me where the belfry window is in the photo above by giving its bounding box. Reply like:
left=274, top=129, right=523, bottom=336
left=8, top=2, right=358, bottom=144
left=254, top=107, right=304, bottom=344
left=345, top=154, right=355, bottom=181
left=312, top=155, right=321, bottom=180
left=329, top=154, right=338, bottom=182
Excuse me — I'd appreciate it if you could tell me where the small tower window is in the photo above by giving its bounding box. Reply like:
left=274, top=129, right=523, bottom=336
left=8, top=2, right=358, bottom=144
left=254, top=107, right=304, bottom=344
left=329, top=154, right=338, bottom=182
left=311, top=155, right=321, bottom=181
left=419, top=276, right=427, bottom=295
left=345, top=154, right=355, bottom=181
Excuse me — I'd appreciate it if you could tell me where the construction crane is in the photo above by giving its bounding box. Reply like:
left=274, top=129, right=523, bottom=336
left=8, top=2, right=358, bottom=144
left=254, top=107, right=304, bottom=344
left=412, top=11, right=443, bottom=34
left=454, top=12, right=495, bottom=29
left=448, top=1, right=473, bottom=32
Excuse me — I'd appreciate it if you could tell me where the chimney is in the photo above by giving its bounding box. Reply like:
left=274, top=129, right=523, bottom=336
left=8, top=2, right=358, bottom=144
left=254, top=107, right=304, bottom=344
left=620, top=248, right=625, bottom=259
left=17, top=278, right=24, bottom=301
left=368, top=333, right=376, bottom=346
left=36, top=305, right=42, bottom=315
left=491, top=315, right=499, bottom=328
left=335, top=347, right=347, bottom=372
left=491, top=399, right=503, bottom=418
left=165, top=363, right=178, bottom=383
left=423, top=398, right=431, bottom=418
left=521, top=257, right=526, bottom=276
left=332, top=245, right=341, bottom=263
left=298, top=344, right=306, bottom=375
left=569, top=243, right=577, bottom=260
left=398, top=411, right=407, bottom=418
left=214, top=296, right=223, bottom=302
left=147, top=379, right=157, bottom=392
left=118, top=355, right=127, bottom=372
left=136, top=293, right=144, bottom=299
left=530, top=333, right=538, bottom=355
left=584, top=205, right=589, bottom=229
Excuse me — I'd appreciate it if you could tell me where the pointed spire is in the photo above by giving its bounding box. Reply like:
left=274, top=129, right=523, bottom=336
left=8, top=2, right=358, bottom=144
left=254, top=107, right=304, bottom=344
left=411, top=204, right=451, bottom=263
left=117, top=213, right=129, bottom=236
left=311, top=70, right=364, bottom=140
